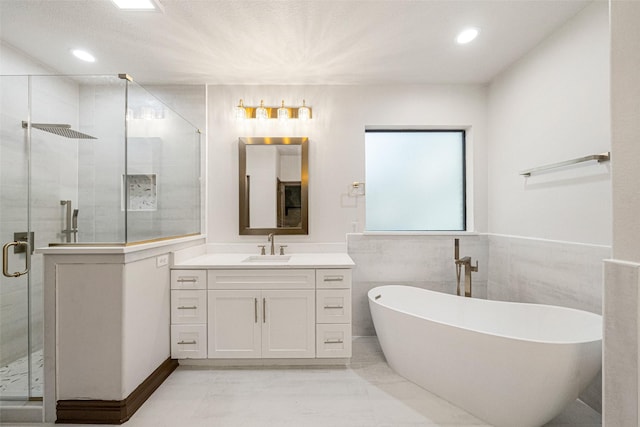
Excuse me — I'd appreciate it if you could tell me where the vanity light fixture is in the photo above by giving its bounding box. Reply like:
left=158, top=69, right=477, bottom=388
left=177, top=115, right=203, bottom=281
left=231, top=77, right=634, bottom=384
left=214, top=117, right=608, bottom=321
left=235, top=99, right=247, bottom=121
left=277, top=100, right=290, bottom=121
left=256, top=100, right=269, bottom=121
left=234, top=100, right=313, bottom=121
left=456, top=28, right=479, bottom=44
left=298, top=100, right=311, bottom=121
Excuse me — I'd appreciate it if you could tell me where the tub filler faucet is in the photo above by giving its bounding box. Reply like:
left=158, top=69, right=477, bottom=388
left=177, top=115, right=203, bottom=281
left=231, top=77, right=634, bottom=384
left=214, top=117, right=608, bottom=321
left=454, top=238, right=478, bottom=297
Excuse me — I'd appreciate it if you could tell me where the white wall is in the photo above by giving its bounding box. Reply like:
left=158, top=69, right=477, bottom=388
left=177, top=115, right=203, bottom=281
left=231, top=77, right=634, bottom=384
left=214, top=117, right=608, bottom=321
left=485, top=2, right=610, bottom=412
left=610, top=0, right=640, bottom=263
left=487, top=1, right=610, bottom=246
left=604, top=1, right=640, bottom=425
left=207, top=84, right=488, bottom=243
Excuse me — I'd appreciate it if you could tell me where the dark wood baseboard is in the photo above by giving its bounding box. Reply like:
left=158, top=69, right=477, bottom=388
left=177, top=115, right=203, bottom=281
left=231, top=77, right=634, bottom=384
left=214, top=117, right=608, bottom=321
left=56, top=358, right=178, bottom=424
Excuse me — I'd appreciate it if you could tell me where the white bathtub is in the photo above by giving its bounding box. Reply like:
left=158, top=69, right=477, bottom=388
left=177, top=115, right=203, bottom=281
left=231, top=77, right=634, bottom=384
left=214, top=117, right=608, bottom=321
left=368, top=285, right=602, bottom=427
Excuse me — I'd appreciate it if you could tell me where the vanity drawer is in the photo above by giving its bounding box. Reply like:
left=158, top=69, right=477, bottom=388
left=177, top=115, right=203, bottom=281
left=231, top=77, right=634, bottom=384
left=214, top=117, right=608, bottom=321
left=171, top=324, right=207, bottom=359
left=316, top=289, right=351, bottom=324
left=316, top=324, right=352, bottom=358
left=171, top=290, right=207, bottom=324
left=171, top=270, right=207, bottom=290
left=316, top=269, right=352, bottom=289
left=208, top=269, right=315, bottom=290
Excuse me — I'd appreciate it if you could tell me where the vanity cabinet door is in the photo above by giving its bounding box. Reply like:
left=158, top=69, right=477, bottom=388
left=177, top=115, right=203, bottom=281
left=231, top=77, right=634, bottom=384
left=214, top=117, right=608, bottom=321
left=208, top=290, right=262, bottom=358
left=262, top=290, right=315, bottom=358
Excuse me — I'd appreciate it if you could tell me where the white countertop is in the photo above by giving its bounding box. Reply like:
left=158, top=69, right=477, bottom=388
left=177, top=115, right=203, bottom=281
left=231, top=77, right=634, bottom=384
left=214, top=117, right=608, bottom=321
left=172, top=252, right=355, bottom=269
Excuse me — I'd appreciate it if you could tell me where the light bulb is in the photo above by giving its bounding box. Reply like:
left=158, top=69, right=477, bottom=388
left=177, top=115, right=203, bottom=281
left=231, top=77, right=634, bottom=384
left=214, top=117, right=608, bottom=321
left=298, top=100, right=310, bottom=121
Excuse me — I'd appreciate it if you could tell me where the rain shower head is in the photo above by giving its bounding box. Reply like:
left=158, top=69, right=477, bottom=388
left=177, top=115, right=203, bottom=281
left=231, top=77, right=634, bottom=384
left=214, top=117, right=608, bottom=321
left=22, top=121, right=97, bottom=139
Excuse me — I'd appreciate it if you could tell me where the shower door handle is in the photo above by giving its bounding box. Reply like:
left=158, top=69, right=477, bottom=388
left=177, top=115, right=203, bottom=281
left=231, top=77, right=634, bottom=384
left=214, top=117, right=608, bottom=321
left=3, top=241, right=30, bottom=278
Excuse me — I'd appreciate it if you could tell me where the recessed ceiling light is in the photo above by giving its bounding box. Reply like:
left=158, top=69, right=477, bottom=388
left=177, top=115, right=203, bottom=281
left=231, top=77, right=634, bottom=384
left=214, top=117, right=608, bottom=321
left=456, top=28, right=479, bottom=45
left=111, top=0, right=163, bottom=11
left=71, top=49, right=96, bottom=63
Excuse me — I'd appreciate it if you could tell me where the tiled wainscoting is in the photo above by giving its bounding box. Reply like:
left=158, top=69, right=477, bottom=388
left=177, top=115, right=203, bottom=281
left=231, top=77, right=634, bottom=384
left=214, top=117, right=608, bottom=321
left=347, top=233, right=488, bottom=337
left=347, top=232, right=609, bottom=414
left=603, top=259, right=640, bottom=426
left=488, top=234, right=609, bottom=413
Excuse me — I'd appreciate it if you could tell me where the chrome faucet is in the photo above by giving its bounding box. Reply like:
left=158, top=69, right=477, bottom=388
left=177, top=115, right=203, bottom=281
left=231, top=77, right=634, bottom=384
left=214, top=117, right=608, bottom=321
left=454, top=238, right=478, bottom=297
left=267, top=233, right=276, bottom=255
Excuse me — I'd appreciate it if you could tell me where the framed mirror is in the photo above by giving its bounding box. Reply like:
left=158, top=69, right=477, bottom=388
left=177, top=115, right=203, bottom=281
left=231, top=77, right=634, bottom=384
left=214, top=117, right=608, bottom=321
left=239, top=137, right=308, bottom=235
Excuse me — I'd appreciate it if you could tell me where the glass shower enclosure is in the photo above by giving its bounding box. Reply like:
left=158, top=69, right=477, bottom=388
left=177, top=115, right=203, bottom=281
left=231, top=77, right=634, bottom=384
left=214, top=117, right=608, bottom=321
left=0, top=74, right=203, bottom=404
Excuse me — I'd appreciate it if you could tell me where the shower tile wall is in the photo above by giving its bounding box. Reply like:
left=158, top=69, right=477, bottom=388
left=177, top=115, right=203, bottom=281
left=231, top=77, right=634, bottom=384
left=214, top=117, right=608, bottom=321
left=346, top=233, right=489, bottom=336
left=0, top=76, right=30, bottom=369
left=29, top=76, right=81, bottom=367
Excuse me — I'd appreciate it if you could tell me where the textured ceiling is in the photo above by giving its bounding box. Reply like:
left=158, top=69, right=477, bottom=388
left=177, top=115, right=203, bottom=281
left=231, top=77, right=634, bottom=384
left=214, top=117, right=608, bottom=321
left=0, top=0, right=591, bottom=85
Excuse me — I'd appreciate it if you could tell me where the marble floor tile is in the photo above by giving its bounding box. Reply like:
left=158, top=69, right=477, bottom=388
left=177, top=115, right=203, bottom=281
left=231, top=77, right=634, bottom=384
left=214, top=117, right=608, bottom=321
left=0, top=349, right=43, bottom=399
left=3, top=337, right=600, bottom=427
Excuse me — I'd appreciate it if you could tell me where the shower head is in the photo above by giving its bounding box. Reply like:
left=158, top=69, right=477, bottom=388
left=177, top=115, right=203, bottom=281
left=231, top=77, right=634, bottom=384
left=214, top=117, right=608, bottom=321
left=22, top=121, right=97, bottom=139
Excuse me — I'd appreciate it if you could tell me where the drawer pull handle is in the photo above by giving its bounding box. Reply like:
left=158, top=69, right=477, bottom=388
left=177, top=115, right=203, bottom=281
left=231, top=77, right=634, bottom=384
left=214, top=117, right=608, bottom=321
left=324, top=305, right=344, bottom=309
left=178, top=340, right=197, bottom=345
left=324, top=339, right=344, bottom=344
left=177, top=305, right=197, bottom=310
left=323, top=276, right=344, bottom=282
left=255, top=298, right=258, bottom=323
left=177, top=278, right=198, bottom=283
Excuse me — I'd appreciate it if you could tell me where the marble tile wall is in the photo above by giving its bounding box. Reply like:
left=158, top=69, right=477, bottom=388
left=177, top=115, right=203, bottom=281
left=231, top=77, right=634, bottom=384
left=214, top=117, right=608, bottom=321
left=347, top=233, right=489, bottom=336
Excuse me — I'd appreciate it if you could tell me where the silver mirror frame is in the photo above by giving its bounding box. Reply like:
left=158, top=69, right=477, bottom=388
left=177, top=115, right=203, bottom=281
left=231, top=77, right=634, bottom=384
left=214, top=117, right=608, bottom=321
left=238, top=137, right=309, bottom=235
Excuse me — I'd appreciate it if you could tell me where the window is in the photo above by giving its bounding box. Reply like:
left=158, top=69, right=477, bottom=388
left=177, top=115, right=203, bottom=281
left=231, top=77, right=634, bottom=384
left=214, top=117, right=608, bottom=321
left=365, top=130, right=466, bottom=231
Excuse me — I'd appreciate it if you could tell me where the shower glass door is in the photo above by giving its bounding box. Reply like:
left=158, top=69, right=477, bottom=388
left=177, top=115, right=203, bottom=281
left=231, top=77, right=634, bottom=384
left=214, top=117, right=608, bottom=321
left=0, top=75, right=37, bottom=400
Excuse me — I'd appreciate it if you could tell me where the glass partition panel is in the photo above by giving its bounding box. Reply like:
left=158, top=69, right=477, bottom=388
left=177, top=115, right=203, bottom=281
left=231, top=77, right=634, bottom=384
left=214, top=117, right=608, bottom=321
left=75, top=76, right=128, bottom=244
left=0, top=75, right=33, bottom=399
left=125, top=82, right=201, bottom=243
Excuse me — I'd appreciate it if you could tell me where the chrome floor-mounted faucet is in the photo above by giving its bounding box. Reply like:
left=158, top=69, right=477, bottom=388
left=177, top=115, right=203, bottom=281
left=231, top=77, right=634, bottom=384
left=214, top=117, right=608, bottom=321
left=454, top=238, right=478, bottom=297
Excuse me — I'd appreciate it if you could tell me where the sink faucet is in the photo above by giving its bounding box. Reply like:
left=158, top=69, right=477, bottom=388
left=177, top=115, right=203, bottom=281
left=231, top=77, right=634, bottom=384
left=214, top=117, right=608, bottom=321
left=454, top=238, right=479, bottom=297
left=267, top=233, right=276, bottom=255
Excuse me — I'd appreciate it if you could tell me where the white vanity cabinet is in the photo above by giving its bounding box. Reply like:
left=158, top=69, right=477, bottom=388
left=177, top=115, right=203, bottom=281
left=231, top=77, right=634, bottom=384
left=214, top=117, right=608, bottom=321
left=315, top=269, right=352, bottom=358
left=169, top=252, right=354, bottom=363
left=170, top=270, right=207, bottom=359
left=207, top=269, right=316, bottom=359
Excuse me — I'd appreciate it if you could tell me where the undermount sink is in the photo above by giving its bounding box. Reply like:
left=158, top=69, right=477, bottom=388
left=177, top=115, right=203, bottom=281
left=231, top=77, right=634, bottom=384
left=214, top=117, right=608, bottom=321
left=242, top=255, right=292, bottom=263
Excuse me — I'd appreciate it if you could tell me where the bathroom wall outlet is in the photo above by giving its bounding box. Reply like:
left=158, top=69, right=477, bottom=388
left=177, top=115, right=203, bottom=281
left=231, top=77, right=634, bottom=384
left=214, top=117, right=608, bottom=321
left=156, top=254, right=169, bottom=268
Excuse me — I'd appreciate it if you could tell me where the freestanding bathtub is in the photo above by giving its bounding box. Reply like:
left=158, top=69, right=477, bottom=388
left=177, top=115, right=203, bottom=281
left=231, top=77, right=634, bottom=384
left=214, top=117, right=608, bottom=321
left=368, top=285, right=602, bottom=427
